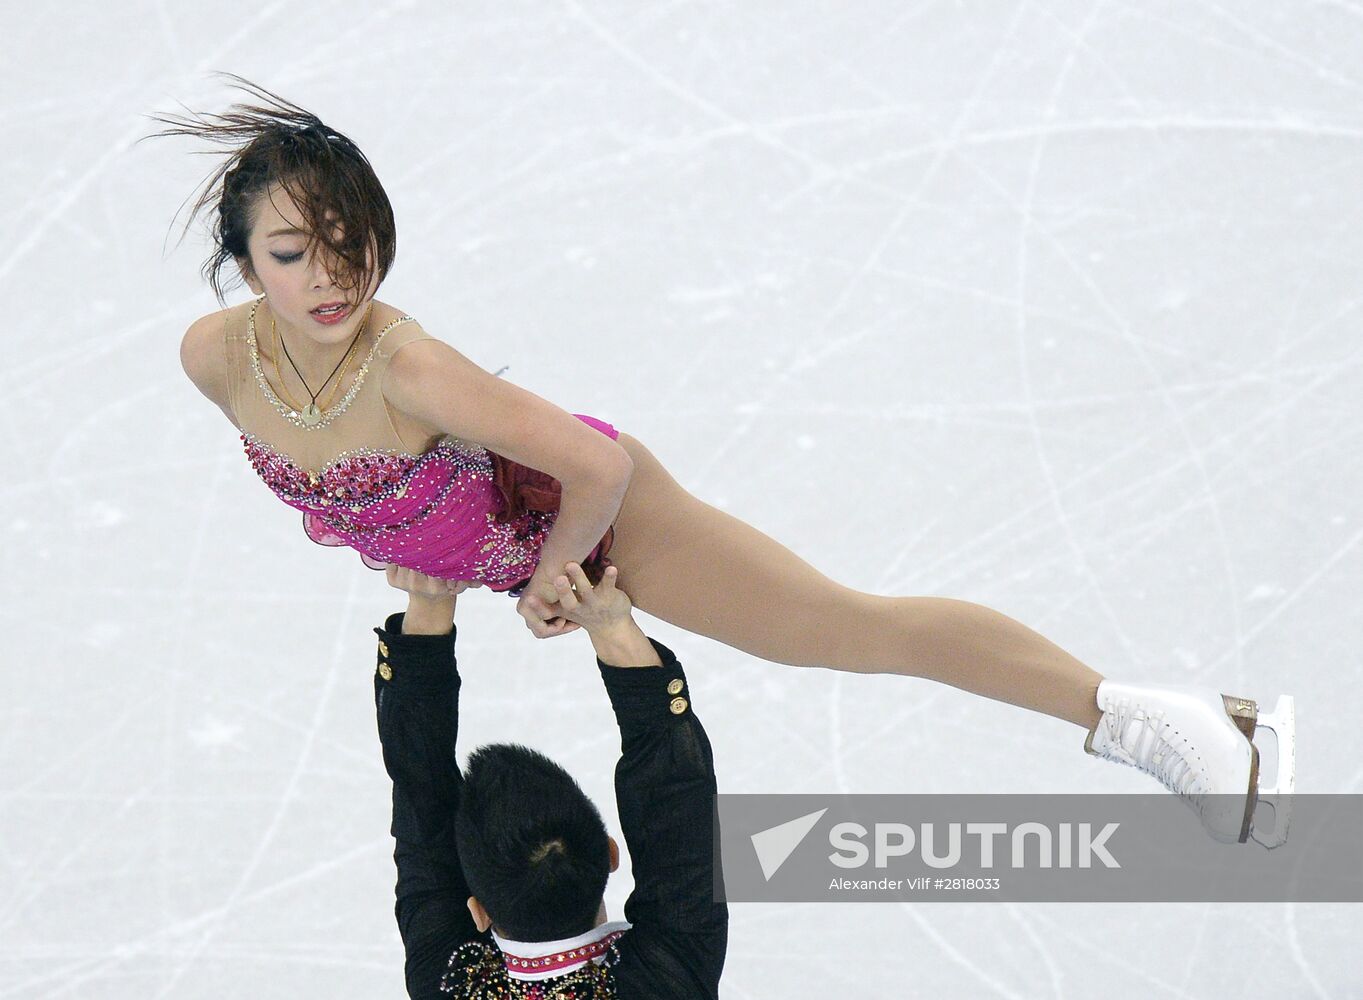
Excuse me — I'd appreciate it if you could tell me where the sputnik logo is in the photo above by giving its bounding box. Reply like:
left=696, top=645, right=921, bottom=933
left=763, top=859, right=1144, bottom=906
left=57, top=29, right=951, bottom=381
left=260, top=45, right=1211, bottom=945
left=750, top=808, right=828, bottom=881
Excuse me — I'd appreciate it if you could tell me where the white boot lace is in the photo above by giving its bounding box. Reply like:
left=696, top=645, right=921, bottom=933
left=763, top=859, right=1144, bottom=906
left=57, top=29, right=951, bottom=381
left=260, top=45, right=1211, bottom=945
left=1094, top=697, right=1206, bottom=799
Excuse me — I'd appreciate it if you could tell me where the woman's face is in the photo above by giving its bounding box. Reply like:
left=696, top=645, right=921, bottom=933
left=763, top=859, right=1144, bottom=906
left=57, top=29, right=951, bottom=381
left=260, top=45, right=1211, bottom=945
left=236, top=182, right=379, bottom=349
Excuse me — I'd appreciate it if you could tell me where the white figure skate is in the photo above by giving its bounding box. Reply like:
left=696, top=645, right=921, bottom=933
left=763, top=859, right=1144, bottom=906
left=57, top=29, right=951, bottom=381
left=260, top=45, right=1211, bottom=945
left=1084, top=680, right=1295, bottom=848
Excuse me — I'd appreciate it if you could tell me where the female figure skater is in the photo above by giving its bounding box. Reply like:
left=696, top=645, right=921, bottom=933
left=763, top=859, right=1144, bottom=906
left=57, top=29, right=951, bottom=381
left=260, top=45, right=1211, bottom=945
left=148, top=77, right=1293, bottom=849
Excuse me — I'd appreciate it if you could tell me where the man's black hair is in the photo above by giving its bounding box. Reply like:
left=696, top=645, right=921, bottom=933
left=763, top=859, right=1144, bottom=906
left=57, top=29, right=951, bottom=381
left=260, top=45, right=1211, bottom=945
left=456, top=743, right=611, bottom=942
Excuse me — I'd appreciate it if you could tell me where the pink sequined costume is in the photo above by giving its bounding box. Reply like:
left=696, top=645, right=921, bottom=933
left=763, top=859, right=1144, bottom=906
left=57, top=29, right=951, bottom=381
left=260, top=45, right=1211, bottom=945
left=223, top=297, right=619, bottom=595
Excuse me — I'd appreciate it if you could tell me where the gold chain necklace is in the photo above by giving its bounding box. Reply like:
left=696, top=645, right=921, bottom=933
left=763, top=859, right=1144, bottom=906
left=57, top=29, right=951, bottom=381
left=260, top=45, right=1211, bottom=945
left=319, top=324, right=363, bottom=410
left=268, top=316, right=307, bottom=413
left=246, top=298, right=416, bottom=431
left=271, top=301, right=373, bottom=426
left=270, top=306, right=367, bottom=414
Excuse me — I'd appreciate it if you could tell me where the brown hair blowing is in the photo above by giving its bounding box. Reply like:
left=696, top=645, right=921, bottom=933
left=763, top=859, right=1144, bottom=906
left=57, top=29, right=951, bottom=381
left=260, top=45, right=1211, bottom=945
left=142, top=72, right=396, bottom=305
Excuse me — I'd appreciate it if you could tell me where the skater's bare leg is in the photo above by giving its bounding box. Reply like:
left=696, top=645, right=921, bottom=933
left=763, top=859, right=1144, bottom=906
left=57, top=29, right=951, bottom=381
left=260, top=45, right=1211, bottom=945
left=604, top=433, right=1104, bottom=731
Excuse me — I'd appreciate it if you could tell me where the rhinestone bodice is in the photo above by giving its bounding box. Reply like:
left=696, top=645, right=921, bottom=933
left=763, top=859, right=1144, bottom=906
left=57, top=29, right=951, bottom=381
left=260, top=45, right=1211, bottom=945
left=243, top=434, right=421, bottom=505
left=241, top=431, right=553, bottom=590
left=222, top=300, right=620, bottom=591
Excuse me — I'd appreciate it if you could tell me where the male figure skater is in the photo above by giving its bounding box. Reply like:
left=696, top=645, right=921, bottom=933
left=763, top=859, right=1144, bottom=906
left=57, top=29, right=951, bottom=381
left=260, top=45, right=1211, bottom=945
left=374, top=560, right=727, bottom=998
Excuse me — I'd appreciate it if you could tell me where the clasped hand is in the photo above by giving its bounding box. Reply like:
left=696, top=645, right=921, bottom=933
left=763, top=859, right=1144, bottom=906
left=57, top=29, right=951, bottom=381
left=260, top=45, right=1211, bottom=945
left=385, top=562, right=624, bottom=640
left=517, top=563, right=630, bottom=638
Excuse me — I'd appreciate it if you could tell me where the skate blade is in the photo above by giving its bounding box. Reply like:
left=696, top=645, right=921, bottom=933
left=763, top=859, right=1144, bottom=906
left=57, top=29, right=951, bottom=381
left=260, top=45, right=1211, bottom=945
left=1248, top=694, right=1295, bottom=849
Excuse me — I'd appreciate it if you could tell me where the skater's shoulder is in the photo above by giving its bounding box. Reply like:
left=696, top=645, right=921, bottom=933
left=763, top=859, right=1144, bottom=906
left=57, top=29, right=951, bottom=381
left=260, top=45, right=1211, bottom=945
left=180, top=307, right=238, bottom=424
left=184, top=303, right=230, bottom=331
left=182, top=302, right=248, bottom=354
left=369, top=302, right=440, bottom=354
left=181, top=308, right=230, bottom=379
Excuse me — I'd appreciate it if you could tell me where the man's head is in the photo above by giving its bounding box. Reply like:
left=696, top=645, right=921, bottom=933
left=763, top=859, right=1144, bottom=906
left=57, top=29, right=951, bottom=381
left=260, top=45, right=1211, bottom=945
left=457, top=744, right=620, bottom=942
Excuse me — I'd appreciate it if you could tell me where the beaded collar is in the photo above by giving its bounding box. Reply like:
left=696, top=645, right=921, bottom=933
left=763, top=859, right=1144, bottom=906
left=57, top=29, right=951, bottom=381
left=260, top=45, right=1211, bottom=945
left=246, top=295, right=416, bottom=430
left=493, top=923, right=630, bottom=983
left=439, top=923, right=630, bottom=998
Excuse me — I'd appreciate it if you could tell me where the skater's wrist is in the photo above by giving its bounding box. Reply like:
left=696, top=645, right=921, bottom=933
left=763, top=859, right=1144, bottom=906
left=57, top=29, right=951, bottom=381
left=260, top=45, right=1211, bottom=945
left=589, top=620, right=662, bottom=668
left=374, top=613, right=457, bottom=689
left=597, top=638, right=694, bottom=723
left=402, top=594, right=456, bottom=635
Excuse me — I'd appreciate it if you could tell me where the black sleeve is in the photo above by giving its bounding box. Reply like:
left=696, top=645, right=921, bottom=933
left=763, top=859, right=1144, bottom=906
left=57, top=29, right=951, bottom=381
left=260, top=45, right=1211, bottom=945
left=598, top=640, right=728, bottom=998
left=373, top=612, right=487, bottom=999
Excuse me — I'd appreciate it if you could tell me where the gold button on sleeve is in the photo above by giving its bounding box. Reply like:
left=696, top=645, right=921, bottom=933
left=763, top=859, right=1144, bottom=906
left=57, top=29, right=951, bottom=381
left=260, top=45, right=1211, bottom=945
left=378, top=641, right=389, bottom=658
left=667, top=678, right=684, bottom=695
left=378, top=662, right=393, bottom=681
left=669, top=696, right=688, bottom=715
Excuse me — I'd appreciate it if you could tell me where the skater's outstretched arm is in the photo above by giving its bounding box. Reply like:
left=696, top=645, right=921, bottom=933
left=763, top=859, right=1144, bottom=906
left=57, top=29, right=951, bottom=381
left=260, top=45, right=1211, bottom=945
left=374, top=567, right=484, bottom=998
left=535, top=564, right=729, bottom=996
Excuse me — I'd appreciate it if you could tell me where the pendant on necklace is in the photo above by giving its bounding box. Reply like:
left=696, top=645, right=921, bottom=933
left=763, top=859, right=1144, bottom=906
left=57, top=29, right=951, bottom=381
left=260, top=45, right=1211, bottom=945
left=301, top=403, right=323, bottom=426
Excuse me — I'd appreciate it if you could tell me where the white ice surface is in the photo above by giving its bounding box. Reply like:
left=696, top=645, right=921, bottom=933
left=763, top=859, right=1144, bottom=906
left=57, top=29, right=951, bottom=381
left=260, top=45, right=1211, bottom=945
left=3, top=1, right=1361, bottom=997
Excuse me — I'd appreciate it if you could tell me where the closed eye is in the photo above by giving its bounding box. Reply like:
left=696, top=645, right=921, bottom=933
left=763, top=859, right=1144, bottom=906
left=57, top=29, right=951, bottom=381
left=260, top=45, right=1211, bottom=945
left=272, top=251, right=304, bottom=264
